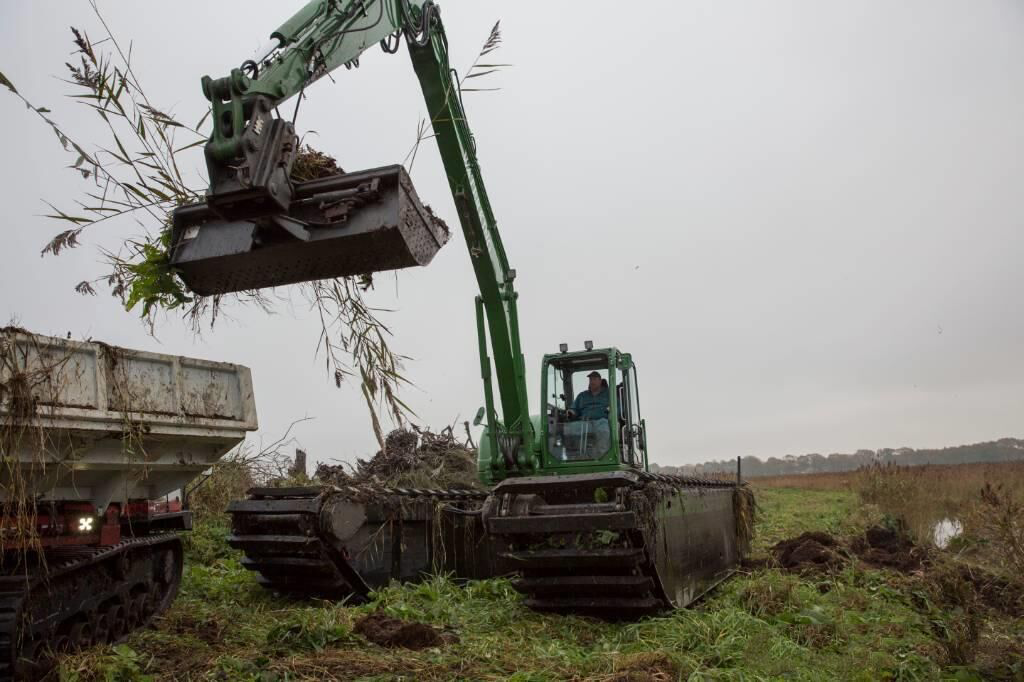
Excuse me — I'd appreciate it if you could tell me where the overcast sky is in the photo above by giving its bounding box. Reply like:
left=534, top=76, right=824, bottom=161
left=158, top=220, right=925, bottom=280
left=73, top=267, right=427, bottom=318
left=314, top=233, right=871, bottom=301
left=1, top=1, right=1021, bottom=468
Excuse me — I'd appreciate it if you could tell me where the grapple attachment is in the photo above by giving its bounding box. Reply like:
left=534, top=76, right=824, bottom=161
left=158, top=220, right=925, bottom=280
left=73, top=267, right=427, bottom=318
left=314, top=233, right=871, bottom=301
left=170, top=165, right=449, bottom=296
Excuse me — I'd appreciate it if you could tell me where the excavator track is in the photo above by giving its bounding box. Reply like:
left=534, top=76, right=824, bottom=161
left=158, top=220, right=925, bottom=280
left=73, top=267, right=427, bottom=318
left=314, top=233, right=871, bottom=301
left=0, top=534, right=183, bottom=681
left=228, top=485, right=492, bottom=601
left=485, top=471, right=745, bottom=618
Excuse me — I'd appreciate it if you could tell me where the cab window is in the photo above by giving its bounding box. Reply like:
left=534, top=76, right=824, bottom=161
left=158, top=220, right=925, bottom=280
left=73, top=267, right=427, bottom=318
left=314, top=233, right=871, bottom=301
left=546, top=364, right=611, bottom=461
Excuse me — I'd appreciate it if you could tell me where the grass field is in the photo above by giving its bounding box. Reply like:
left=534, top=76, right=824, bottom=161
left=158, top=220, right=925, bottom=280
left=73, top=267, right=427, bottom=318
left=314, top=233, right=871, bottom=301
left=56, top=473, right=1024, bottom=681
left=753, top=461, right=1024, bottom=564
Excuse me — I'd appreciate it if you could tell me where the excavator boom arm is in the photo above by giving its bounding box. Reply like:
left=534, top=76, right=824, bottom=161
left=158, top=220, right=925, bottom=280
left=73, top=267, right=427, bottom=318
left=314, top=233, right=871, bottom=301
left=199, top=0, right=533, bottom=468
left=405, top=20, right=534, bottom=469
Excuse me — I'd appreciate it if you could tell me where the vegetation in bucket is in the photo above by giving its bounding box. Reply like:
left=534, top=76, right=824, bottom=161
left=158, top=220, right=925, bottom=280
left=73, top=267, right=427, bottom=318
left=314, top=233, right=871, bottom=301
left=315, top=426, right=483, bottom=491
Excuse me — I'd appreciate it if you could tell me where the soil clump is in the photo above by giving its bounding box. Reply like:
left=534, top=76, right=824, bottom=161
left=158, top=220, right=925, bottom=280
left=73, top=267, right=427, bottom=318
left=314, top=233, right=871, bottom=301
left=770, top=531, right=844, bottom=571
left=850, top=524, right=928, bottom=572
left=353, top=611, right=449, bottom=649
left=770, top=525, right=931, bottom=574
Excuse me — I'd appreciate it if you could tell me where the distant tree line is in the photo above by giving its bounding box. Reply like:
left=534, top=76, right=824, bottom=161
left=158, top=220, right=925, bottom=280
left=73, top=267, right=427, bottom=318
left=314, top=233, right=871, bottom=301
left=652, top=438, right=1024, bottom=478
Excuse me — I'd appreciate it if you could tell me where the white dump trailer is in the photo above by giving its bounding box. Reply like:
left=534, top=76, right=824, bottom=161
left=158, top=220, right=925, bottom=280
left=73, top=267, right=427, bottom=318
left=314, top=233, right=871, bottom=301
left=0, top=328, right=257, bottom=512
left=0, top=328, right=258, bottom=680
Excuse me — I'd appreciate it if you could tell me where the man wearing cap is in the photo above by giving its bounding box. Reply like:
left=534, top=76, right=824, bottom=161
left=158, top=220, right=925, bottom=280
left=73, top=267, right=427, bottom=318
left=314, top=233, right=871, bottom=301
left=568, top=371, right=610, bottom=421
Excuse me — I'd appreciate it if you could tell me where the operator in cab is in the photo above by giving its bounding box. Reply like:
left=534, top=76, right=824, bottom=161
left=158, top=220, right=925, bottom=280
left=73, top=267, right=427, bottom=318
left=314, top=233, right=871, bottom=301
left=568, top=371, right=609, bottom=421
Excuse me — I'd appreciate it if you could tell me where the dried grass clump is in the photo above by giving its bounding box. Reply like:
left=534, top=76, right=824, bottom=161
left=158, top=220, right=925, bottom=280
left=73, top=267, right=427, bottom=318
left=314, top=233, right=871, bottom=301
left=0, top=329, right=75, bottom=555
left=185, top=419, right=311, bottom=519
left=967, top=483, right=1024, bottom=578
left=290, top=145, right=344, bottom=182
left=733, top=485, right=756, bottom=553
left=316, top=425, right=482, bottom=491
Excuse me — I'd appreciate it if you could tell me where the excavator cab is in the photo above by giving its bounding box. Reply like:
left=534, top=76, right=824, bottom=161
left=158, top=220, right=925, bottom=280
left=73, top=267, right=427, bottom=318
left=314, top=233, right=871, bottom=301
left=541, top=345, right=647, bottom=473
left=483, top=343, right=744, bottom=617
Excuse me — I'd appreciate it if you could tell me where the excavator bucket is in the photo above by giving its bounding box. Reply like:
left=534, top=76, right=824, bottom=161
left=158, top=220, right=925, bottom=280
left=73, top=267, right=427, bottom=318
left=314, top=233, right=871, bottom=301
left=170, top=165, right=449, bottom=296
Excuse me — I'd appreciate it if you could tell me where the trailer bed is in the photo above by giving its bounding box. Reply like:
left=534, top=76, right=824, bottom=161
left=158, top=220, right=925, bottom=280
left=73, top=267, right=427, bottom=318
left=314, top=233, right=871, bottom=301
left=0, top=329, right=257, bottom=510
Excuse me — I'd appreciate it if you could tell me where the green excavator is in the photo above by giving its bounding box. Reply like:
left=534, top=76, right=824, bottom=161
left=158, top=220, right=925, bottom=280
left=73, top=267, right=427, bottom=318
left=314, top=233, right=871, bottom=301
left=173, top=0, right=752, bottom=617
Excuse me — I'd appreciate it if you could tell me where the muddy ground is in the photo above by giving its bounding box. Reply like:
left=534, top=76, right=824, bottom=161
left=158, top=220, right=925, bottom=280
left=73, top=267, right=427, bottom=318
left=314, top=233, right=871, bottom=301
left=769, top=525, right=1024, bottom=618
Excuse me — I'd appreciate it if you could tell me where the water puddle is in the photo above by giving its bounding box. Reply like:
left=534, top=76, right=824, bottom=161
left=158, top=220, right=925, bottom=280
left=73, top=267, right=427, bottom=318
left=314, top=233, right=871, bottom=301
left=932, top=518, right=963, bottom=548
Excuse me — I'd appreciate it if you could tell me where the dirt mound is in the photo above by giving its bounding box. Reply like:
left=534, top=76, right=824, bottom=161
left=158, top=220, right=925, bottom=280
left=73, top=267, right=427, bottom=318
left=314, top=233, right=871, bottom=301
left=770, top=531, right=844, bottom=570
left=316, top=426, right=482, bottom=491
left=851, top=525, right=928, bottom=572
left=770, top=526, right=930, bottom=573
left=353, top=612, right=448, bottom=649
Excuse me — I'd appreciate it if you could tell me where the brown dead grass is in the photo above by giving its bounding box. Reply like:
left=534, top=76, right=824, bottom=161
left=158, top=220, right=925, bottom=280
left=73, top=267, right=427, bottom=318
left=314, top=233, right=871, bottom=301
left=749, top=471, right=858, bottom=491
left=752, top=460, right=1024, bottom=594
left=855, top=461, right=1024, bottom=548
left=751, top=460, right=1024, bottom=495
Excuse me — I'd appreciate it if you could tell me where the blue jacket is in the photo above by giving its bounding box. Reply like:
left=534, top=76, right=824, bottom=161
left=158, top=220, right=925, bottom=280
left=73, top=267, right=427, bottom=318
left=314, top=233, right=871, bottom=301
left=572, top=386, right=609, bottom=420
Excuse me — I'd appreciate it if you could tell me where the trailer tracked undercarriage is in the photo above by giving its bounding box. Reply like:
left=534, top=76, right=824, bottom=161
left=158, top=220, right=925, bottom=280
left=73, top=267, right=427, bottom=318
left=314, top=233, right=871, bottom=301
left=0, top=535, right=182, bottom=681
